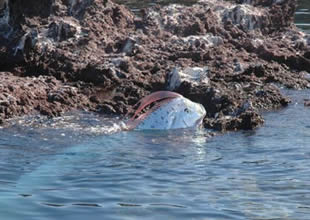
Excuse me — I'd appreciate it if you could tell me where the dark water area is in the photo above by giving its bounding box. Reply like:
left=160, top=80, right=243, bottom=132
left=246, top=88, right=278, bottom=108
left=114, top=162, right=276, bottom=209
left=1, top=1, right=310, bottom=220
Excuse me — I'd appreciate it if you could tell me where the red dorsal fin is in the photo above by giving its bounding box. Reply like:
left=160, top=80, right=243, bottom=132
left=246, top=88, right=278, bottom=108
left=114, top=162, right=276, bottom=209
left=125, top=96, right=176, bottom=130
left=130, top=91, right=182, bottom=120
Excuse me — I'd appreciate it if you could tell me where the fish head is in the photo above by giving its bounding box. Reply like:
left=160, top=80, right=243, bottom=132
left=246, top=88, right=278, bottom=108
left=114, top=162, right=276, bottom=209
left=175, top=97, right=206, bottom=128
left=137, top=96, right=206, bottom=130
left=126, top=91, right=206, bottom=130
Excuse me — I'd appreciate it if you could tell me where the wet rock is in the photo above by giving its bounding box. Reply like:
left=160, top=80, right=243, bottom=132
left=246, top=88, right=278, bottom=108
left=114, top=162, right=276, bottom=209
left=97, top=101, right=117, bottom=114
left=205, top=110, right=264, bottom=132
left=304, top=99, right=310, bottom=107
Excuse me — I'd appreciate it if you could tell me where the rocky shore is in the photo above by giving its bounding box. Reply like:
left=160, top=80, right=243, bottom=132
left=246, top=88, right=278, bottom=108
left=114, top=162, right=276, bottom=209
left=0, top=0, right=309, bottom=131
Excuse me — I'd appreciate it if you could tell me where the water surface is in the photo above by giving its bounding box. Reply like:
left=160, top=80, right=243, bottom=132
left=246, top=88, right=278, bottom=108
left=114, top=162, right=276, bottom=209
left=296, top=0, right=310, bottom=33
left=1, top=90, right=310, bottom=220
left=1, top=1, right=310, bottom=220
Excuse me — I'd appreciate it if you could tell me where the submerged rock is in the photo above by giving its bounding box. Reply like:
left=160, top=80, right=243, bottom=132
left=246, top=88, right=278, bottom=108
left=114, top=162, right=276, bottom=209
left=0, top=0, right=308, bottom=132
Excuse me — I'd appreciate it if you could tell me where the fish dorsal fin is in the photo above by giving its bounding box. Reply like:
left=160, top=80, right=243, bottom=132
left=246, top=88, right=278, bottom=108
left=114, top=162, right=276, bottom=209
left=130, top=91, right=182, bottom=120
left=126, top=96, right=176, bottom=130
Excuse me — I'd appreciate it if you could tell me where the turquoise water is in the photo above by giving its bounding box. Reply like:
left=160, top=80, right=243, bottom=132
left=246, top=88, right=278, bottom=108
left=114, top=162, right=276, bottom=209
left=1, top=1, right=310, bottom=220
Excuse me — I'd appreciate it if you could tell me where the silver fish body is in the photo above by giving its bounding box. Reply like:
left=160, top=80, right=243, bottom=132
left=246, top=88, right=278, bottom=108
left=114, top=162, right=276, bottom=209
left=135, top=96, right=206, bottom=130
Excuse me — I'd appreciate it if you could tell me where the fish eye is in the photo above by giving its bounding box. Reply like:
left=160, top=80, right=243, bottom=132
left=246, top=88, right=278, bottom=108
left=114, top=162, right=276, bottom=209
left=184, top=108, right=190, bottom=113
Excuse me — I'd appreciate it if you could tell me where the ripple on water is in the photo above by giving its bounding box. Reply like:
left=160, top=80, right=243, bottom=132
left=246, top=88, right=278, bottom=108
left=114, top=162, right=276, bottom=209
left=1, top=0, right=310, bottom=218
left=0, top=91, right=309, bottom=220
left=1, top=104, right=310, bottom=219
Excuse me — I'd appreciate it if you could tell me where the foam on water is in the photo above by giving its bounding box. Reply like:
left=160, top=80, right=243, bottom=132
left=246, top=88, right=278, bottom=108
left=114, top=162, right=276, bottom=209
left=3, top=112, right=126, bottom=138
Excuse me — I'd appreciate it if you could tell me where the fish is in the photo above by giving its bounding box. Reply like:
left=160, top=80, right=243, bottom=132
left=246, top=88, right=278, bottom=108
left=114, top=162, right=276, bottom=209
left=126, top=91, right=206, bottom=130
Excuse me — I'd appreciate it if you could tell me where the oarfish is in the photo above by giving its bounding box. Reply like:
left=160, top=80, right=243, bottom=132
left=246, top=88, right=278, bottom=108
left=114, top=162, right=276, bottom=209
left=126, top=91, right=206, bottom=130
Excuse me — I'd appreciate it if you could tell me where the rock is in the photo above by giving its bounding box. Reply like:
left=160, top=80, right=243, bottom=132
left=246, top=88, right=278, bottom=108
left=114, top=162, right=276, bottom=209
left=0, top=0, right=308, bottom=132
left=167, top=67, right=209, bottom=91
left=121, top=37, right=136, bottom=55
left=304, top=99, right=310, bottom=107
left=0, top=0, right=11, bottom=37
left=222, top=4, right=267, bottom=32
left=204, top=110, right=264, bottom=131
left=170, top=34, right=224, bottom=49
left=0, top=72, right=99, bottom=120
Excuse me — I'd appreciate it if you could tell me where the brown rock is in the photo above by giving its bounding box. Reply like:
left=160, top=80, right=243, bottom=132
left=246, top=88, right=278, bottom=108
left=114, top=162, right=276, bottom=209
left=0, top=0, right=308, bottom=132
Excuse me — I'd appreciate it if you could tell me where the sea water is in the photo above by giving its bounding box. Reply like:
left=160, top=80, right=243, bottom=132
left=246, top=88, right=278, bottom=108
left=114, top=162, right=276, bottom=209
left=296, top=0, right=310, bottom=33
left=1, top=90, right=310, bottom=220
left=1, top=1, right=310, bottom=220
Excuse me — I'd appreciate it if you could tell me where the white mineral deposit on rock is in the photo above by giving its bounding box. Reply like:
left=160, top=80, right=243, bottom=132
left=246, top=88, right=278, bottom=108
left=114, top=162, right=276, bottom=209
left=222, top=4, right=266, bottom=31
left=167, top=67, right=209, bottom=91
left=171, top=34, right=223, bottom=48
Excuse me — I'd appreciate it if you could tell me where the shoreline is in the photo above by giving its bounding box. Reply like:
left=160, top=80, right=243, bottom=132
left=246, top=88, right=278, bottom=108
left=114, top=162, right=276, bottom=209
left=0, top=0, right=309, bottom=132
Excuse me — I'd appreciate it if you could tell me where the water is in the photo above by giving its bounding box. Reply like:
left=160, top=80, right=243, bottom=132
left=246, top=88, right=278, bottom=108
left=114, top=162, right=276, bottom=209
left=1, top=1, right=310, bottom=220
left=295, top=0, right=310, bottom=33
left=1, top=90, right=310, bottom=220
